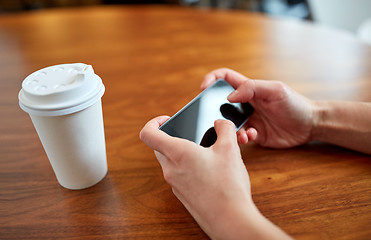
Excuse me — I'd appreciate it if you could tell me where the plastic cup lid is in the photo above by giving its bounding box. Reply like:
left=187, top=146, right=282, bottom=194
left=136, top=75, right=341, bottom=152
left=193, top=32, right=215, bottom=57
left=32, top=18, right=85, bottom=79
left=18, top=63, right=105, bottom=116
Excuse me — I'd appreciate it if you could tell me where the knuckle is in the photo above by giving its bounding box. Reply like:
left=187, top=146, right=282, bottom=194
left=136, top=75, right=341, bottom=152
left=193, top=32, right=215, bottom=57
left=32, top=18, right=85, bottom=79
left=139, top=128, right=148, bottom=141
left=274, top=81, right=290, bottom=95
left=240, top=81, right=255, bottom=100
left=275, top=81, right=286, bottom=89
left=162, top=168, right=174, bottom=185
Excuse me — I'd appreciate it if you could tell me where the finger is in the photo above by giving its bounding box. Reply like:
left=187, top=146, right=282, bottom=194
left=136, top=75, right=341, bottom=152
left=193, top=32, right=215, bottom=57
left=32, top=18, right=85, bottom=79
left=246, top=128, right=258, bottom=141
left=228, top=79, right=289, bottom=103
left=213, top=119, right=238, bottom=147
left=237, top=126, right=257, bottom=144
left=243, top=114, right=266, bottom=145
left=237, top=128, right=248, bottom=144
left=227, top=81, right=254, bottom=103
left=201, top=68, right=249, bottom=90
left=139, top=116, right=179, bottom=154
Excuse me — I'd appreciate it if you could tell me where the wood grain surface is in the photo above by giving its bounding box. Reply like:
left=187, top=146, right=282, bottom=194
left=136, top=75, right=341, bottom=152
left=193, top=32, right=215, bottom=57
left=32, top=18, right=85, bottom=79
left=0, top=5, right=370, bottom=240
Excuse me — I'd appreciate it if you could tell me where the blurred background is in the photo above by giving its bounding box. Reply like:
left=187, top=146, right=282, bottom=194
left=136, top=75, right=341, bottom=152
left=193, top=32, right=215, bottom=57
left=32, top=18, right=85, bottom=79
left=0, top=0, right=370, bottom=44
left=0, top=0, right=311, bottom=20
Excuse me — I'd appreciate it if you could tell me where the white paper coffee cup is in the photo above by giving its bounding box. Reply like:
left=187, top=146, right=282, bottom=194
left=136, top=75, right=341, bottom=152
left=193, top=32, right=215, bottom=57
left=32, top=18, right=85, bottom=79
left=18, top=63, right=107, bottom=190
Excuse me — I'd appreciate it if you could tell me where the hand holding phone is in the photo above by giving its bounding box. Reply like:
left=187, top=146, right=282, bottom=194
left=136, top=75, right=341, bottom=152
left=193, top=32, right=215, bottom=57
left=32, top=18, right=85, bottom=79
left=160, top=79, right=254, bottom=147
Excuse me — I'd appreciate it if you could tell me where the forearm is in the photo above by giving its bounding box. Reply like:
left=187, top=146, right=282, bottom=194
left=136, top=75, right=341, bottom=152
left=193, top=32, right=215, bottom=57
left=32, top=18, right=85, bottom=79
left=206, top=200, right=292, bottom=240
left=311, top=101, right=371, bottom=154
left=238, top=204, right=293, bottom=240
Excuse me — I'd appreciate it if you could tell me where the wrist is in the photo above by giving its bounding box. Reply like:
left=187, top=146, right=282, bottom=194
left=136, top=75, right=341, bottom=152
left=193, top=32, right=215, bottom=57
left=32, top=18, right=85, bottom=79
left=209, top=196, right=258, bottom=240
left=210, top=199, right=291, bottom=240
left=310, top=100, right=328, bottom=142
left=307, top=101, right=371, bottom=154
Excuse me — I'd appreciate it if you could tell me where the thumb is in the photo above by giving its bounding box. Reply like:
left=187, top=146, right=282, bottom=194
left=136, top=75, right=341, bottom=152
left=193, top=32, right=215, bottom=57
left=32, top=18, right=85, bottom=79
left=227, top=80, right=255, bottom=103
left=213, top=119, right=238, bottom=147
left=228, top=79, right=290, bottom=103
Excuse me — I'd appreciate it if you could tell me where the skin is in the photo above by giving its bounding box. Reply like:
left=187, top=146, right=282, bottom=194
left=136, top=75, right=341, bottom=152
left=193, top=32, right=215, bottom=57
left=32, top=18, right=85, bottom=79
left=140, top=117, right=292, bottom=240
left=202, top=68, right=371, bottom=154
left=202, top=68, right=315, bottom=149
left=140, top=68, right=371, bottom=239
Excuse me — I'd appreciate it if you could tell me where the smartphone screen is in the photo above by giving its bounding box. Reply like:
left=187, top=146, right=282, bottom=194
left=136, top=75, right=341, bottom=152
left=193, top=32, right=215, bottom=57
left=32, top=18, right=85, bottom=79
left=159, top=79, right=254, bottom=147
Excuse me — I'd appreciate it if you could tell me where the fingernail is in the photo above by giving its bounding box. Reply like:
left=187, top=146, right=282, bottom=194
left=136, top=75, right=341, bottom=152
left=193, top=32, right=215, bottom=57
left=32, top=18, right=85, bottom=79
left=228, top=90, right=239, bottom=100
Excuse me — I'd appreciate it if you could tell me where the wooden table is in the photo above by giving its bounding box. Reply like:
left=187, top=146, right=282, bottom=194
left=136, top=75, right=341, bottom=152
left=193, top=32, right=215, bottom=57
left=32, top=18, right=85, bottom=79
left=0, top=5, right=370, bottom=239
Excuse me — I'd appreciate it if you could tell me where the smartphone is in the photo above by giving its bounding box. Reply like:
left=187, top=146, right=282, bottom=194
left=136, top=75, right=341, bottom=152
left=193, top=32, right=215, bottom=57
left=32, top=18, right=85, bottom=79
left=159, top=79, right=254, bottom=147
